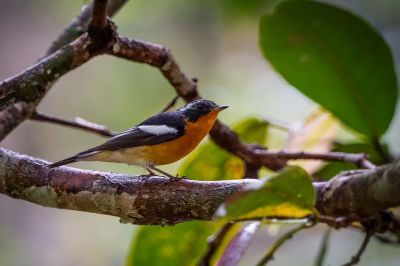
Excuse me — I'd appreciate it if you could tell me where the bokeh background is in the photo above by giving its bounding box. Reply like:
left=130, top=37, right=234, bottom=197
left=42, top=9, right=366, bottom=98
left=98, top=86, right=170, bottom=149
left=0, top=0, right=399, bottom=265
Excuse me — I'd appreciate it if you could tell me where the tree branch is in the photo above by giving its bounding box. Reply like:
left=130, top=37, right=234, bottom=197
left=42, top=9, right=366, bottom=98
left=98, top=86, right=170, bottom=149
left=253, top=150, right=376, bottom=169
left=1, top=148, right=400, bottom=226
left=316, top=162, right=400, bottom=217
left=0, top=34, right=97, bottom=140
left=0, top=148, right=253, bottom=225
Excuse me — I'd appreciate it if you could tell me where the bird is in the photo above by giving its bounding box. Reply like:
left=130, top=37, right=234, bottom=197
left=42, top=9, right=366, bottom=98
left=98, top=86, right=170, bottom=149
left=48, top=99, right=228, bottom=179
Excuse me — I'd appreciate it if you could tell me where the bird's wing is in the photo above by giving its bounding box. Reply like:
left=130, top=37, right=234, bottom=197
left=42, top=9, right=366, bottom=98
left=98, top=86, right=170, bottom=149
left=77, top=112, right=186, bottom=156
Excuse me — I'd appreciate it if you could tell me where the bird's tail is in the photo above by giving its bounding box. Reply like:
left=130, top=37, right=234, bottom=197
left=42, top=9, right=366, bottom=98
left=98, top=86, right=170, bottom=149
left=48, top=156, right=78, bottom=168
left=48, top=148, right=101, bottom=168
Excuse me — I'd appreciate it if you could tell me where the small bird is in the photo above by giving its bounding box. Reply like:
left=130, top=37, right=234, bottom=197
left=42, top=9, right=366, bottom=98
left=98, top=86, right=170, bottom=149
left=49, top=99, right=228, bottom=179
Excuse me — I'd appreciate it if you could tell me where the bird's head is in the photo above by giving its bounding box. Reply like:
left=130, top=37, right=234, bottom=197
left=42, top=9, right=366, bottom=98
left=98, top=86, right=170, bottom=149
left=179, top=99, right=228, bottom=122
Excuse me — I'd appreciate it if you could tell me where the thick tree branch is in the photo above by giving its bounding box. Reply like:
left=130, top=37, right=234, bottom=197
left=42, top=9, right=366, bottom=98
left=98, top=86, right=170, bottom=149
left=1, top=148, right=400, bottom=225
left=316, top=162, right=400, bottom=217
left=0, top=148, right=253, bottom=225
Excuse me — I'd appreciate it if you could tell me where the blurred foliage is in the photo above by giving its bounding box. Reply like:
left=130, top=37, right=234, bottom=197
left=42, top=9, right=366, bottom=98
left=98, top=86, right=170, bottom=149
left=210, top=223, right=243, bottom=264
left=213, top=0, right=278, bottom=18
left=217, top=166, right=316, bottom=221
left=260, top=0, right=398, bottom=138
left=286, top=108, right=339, bottom=173
left=126, top=221, right=216, bottom=266
left=315, top=142, right=388, bottom=180
left=179, top=117, right=268, bottom=180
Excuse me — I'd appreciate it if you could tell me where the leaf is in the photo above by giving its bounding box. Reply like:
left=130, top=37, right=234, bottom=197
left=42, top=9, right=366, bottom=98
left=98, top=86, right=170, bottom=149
left=179, top=118, right=268, bottom=180
left=218, top=166, right=316, bottom=220
left=285, top=108, right=340, bottom=173
left=126, top=222, right=216, bottom=266
left=260, top=0, right=398, bottom=138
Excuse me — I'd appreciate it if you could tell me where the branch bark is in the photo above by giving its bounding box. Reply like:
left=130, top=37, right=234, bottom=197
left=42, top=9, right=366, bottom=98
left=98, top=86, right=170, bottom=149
left=1, top=148, right=399, bottom=225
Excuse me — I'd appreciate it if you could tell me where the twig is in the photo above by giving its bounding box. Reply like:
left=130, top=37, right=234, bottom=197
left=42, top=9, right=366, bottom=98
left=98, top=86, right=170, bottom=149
left=45, top=0, right=127, bottom=56
left=254, top=150, right=376, bottom=169
left=198, top=223, right=235, bottom=266
left=30, top=111, right=115, bottom=137
left=90, top=0, right=109, bottom=29
left=160, top=95, right=179, bottom=113
left=315, top=228, right=331, bottom=266
left=256, top=222, right=314, bottom=266
left=341, top=233, right=372, bottom=266
left=109, top=36, right=198, bottom=101
left=217, top=222, right=261, bottom=266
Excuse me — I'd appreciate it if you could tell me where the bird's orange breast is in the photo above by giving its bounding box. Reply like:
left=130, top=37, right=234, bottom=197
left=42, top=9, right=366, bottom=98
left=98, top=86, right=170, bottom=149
left=140, top=110, right=219, bottom=165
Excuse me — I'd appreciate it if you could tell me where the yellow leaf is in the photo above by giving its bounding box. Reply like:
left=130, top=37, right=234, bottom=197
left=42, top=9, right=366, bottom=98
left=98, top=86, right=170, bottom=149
left=285, top=108, right=340, bottom=173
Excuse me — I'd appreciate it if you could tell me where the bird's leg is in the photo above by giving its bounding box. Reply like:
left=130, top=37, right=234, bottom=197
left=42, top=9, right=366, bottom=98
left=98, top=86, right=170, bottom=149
left=145, top=163, right=187, bottom=181
left=145, top=167, right=156, bottom=176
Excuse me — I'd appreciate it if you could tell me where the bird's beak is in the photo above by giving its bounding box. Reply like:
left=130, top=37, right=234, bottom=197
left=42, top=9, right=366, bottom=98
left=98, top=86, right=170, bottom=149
left=217, top=105, right=229, bottom=111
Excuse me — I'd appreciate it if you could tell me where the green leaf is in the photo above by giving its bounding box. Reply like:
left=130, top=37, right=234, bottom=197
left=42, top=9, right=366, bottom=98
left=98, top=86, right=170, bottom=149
left=219, top=166, right=316, bottom=220
left=260, top=0, right=398, bottom=138
left=179, top=118, right=268, bottom=180
left=126, top=222, right=216, bottom=266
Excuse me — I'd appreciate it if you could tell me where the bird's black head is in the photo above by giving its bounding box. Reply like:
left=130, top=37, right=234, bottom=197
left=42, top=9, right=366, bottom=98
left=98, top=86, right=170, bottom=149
left=179, top=99, right=228, bottom=122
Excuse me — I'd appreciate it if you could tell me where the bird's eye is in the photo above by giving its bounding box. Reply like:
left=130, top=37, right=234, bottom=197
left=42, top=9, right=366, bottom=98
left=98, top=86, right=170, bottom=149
left=196, top=105, right=205, bottom=111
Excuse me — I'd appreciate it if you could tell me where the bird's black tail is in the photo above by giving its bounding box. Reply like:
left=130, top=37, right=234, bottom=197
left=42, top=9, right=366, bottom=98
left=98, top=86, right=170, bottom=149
left=48, top=156, right=78, bottom=168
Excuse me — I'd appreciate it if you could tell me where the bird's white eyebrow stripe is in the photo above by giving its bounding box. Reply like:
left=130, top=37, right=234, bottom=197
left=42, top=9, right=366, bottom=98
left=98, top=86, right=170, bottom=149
left=138, top=125, right=179, bottom=135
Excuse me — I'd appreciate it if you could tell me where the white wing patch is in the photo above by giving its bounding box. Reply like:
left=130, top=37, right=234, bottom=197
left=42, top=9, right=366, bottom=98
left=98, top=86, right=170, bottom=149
left=138, top=125, right=178, bottom=135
